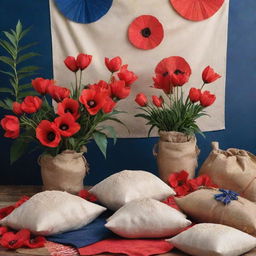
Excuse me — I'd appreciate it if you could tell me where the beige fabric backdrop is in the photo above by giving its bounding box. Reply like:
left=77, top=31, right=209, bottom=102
left=49, top=0, right=229, bottom=138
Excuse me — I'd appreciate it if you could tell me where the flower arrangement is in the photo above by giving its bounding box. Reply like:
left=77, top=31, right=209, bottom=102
left=134, top=56, right=221, bottom=136
left=0, top=51, right=137, bottom=163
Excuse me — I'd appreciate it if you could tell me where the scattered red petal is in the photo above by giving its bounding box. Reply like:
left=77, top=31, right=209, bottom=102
left=0, top=226, right=8, bottom=236
left=24, top=236, right=46, bottom=249
left=162, top=196, right=181, bottom=211
left=78, top=189, right=98, bottom=202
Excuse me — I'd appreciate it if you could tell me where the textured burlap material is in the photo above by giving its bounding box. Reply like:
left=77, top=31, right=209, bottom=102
left=199, top=142, right=256, bottom=202
left=39, top=150, right=88, bottom=194
left=175, top=189, right=256, bottom=236
left=154, top=131, right=199, bottom=182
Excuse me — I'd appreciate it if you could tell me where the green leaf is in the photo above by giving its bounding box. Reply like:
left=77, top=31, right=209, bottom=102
left=0, top=100, right=10, bottom=110
left=18, top=72, right=38, bottom=80
left=17, top=52, right=40, bottom=64
left=0, top=70, right=14, bottom=78
left=17, top=65, right=40, bottom=74
left=3, top=31, right=16, bottom=47
left=19, top=83, right=32, bottom=90
left=100, top=126, right=117, bottom=144
left=18, top=42, right=38, bottom=52
left=0, top=56, right=14, bottom=67
left=18, top=90, right=39, bottom=98
left=106, top=117, right=130, bottom=133
left=0, top=39, right=15, bottom=57
left=4, top=98, right=14, bottom=109
left=19, top=27, right=31, bottom=40
left=0, top=87, right=13, bottom=94
left=15, top=20, right=22, bottom=39
left=93, top=131, right=107, bottom=158
left=10, top=138, right=28, bottom=164
left=10, top=78, right=18, bottom=91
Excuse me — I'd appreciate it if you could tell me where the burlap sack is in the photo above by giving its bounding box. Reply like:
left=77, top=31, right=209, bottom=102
left=154, top=131, right=199, bottom=182
left=199, top=142, right=256, bottom=202
left=175, top=189, right=256, bottom=236
left=39, top=150, right=88, bottom=194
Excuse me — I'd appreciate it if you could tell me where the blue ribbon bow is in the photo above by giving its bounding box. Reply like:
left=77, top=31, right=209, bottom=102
left=214, top=189, right=239, bottom=205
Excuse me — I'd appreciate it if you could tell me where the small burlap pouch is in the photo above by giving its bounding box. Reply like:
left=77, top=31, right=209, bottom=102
left=39, top=150, right=88, bottom=194
left=154, top=131, right=199, bottom=182
left=199, top=142, right=256, bottom=202
left=175, top=188, right=256, bottom=236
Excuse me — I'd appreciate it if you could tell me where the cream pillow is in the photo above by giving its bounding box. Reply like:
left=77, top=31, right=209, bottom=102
left=175, top=188, right=256, bottom=235
left=167, top=223, right=256, bottom=256
left=105, top=198, right=191, bottom=238
left=0, top=191, right=106, bottom=236
left=89, top=170, right=175, bottom=211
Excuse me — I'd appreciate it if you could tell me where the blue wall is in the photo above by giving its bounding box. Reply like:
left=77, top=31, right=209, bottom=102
left=0, top=0, right=256, bottom=185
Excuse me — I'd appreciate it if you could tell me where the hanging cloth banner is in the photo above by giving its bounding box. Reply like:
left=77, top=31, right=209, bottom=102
left=49, top=0, right=229, bottom=138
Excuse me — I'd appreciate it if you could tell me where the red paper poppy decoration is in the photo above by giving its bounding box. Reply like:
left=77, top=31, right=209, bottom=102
left=128, top=15, right=164, bottom=50
left=170, top=0, right=225, bottom=21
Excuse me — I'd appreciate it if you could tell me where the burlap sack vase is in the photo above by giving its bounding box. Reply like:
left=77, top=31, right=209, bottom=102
left=39, top=150, right=88, bottom=194
left=154, top=131, right=199, bottom=182
left=199, top=142, right=256, bottom=202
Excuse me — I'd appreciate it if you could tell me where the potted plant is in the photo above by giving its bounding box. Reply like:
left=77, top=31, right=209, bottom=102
left=0, top=28, right=137, bottom=193
left=135, top=56, right=220, bottom=182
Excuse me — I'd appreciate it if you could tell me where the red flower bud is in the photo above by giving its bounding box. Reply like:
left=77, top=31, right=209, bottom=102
left=105, top=56, right=122, bottom=73
left=0, top=115, right=20, bottom=139
left=110, top=79, right=130, bottom=100
left=200, top=91, right=216, bottom=107
left=189, top=88, right=201, bottom=103
left=32, top=78, right=54, bottom=95
left=21, top=96, right=42, bottom=114
left=118, top=64, right=138, bottom=86
left=135, top=93, right=147, bottom=107
left=13, top=102, right=23, bottom=115
left=76, top=53, right=92, bottom=70
left=47, top=85, right=71, bottom=103
left=152, top=95, right=164, bottom=107
left=202, top=66, right=221, bottom=84
left=64, top=56, right=79, bottom=72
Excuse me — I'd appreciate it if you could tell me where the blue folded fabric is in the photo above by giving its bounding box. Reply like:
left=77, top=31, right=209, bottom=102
left=47, top=210, right=116, bottom=248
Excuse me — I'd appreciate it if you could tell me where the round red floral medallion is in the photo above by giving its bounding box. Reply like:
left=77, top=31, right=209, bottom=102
left=128, top=15, right=164, bottom=50
left=170, top=0, right=225, bottom=21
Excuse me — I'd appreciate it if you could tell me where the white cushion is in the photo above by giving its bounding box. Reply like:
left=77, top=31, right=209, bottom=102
left=167, top=223, right=256, bottom=256
left=0, top=190, right=106, bottom=236
left=105, top=198, right=191, bottom=238
left=89, top=170, right=175, bottom=211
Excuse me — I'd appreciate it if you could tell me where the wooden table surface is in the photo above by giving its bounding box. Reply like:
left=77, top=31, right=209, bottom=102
left=0, top=186, right=256, bottom=256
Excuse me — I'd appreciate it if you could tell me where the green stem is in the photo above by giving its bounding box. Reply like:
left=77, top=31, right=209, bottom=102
left=200, top=82, right=205, bottom=90
left=79, top=70, right=83, bottom=93
left=75, top=72, right=78, bottom=99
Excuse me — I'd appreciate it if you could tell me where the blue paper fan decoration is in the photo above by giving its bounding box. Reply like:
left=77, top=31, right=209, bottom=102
left=55, top=0, right=113, bottom=24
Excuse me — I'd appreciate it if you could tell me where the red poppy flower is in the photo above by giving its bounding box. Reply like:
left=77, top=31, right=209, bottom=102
left=128, top=15, right=164, bottom=50
left=54, top=113, right=80, bottom=137
left=110, top=79, right=130, bottom=100
left=202, top=66, right=221, bottom=84
left=47, top=85, right=71, bottom=103
left=12, top=102, right=23, bottom=115
left=170, top=0, right=225, bottom=21
left=0, top=227, right=8, bottom=236
left=188, top=174, right=218, bottom=191
left=0, top=115, right=20, bottom=139
left=64, top=56, right=79, bottom=72
left=79, top=88, right=107, bottom=115
left=135, top=93, right=148, bottom=107
left=89, top=80, right=111, bottom=96
left=78, top=189, right=98, bottom=202
left=0, top=229, right=30, bottom=249
left=76, top=53, right=92, bottom=70
left=24, top=236, right=46, bottom=249
left=32, top=77, right=55, bottom=95
left=102, top=97, right=116, bottom=114
left=155, top=57, right=191, bottom=87
left=152, top=95, right=164, bottom=107
left=162, top=196, right=181, bottom=211
left=21, top=96, right=42, bottom=114
left=57, top=98, right=80, bottom=120
left=117, top=65, right=138, bottom=86
left=105, top=57, right=122, bottom=73
left=200, top=90, right=216, bottom=107
left=153, top=74, right=173, bottom=94
left=36, top=120, right=61, bottom=148
left=168, top=170, right=191, bottom=196
left=189, top=88, right=201, bottom=103
left=0, top=206, right=14, bottom=220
